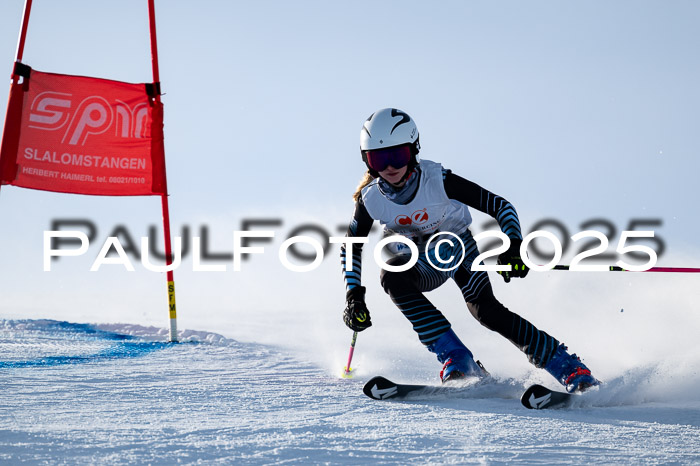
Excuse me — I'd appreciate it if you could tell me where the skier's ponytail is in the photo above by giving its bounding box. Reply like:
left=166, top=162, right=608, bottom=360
left=353, top=170, right=375, bottom=202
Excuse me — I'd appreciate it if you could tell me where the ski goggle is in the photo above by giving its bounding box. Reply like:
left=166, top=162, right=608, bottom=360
left=364, top=145, right=412, bottom=172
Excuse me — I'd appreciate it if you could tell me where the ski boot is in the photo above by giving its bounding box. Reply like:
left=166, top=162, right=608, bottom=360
left=427, top=329, right=487, bottom=383
left=544, top=343, right=599, bottom=393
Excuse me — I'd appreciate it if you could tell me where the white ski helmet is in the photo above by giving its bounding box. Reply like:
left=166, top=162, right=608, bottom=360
left=360, top=108, right=420, bottom=172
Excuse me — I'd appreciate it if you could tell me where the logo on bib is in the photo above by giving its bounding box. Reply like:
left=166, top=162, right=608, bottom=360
left=411, top=209, right=429, bottom=225
left=395, top=209, right=429, bottom=226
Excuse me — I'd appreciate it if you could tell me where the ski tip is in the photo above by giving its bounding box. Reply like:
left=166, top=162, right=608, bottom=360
left=521, top=384, right=547, bottom=409
left=362, top=376, right=397, bottom=400
left=521, top=384, right=573, bottom=410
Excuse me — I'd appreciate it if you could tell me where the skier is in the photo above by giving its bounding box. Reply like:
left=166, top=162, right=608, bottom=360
left=341, top=108, right=599, bottom=393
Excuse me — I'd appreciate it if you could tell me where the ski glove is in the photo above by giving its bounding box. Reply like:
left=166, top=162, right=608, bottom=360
left=344, top=286, right=372, bottom=332
left=497, top=238, right=529, bottom=283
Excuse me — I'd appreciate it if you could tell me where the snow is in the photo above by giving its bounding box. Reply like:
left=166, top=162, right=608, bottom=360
left=2, top=319, right=699, bottom=464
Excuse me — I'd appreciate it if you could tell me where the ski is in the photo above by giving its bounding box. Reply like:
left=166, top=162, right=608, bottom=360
left=365, top=377, right=583, bottom=408
left=363, top=375, right=465, bottom=400
left=520, top=384, right=574, bottom=409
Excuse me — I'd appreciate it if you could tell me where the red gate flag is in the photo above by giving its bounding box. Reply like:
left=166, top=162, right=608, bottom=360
left=0, top=64, right=166, bottom=196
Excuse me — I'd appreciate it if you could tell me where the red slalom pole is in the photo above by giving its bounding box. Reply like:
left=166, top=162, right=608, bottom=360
left=14, top=0, right=33, bottom=66
left=553, top=265, right=700, bottom=273
left=1, top=0, right=33, bottom=199
left=644, top=267, right=700, bottom=273
left=148, top=0, right=178, bottom=342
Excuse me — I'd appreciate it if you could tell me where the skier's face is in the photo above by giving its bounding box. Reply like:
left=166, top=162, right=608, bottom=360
left=379, top=165, right=408, bottom=186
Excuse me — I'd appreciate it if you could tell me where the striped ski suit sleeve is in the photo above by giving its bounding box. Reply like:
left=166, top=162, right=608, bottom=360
left=341, top=198, right=374, bottom=292
left=443, top=170, right=523, bottom=240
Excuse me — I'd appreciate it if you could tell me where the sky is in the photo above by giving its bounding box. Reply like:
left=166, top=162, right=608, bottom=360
left=0, top=0, right=698, bottom=353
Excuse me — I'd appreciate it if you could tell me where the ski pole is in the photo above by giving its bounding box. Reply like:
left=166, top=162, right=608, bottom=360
left=552, top=265, right=700, bottom=273
left=342, top=331, right=358, bottom=378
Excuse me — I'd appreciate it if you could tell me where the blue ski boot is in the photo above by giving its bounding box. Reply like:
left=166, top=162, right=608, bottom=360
left=427, top=329, right=487, bottom=383
left=544, top=343, right=599, bottom=393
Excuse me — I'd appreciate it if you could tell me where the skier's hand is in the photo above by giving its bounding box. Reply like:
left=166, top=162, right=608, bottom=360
left=497, top=238, right=529, bottom=283
left=344, top=286, right=372, bottom=332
